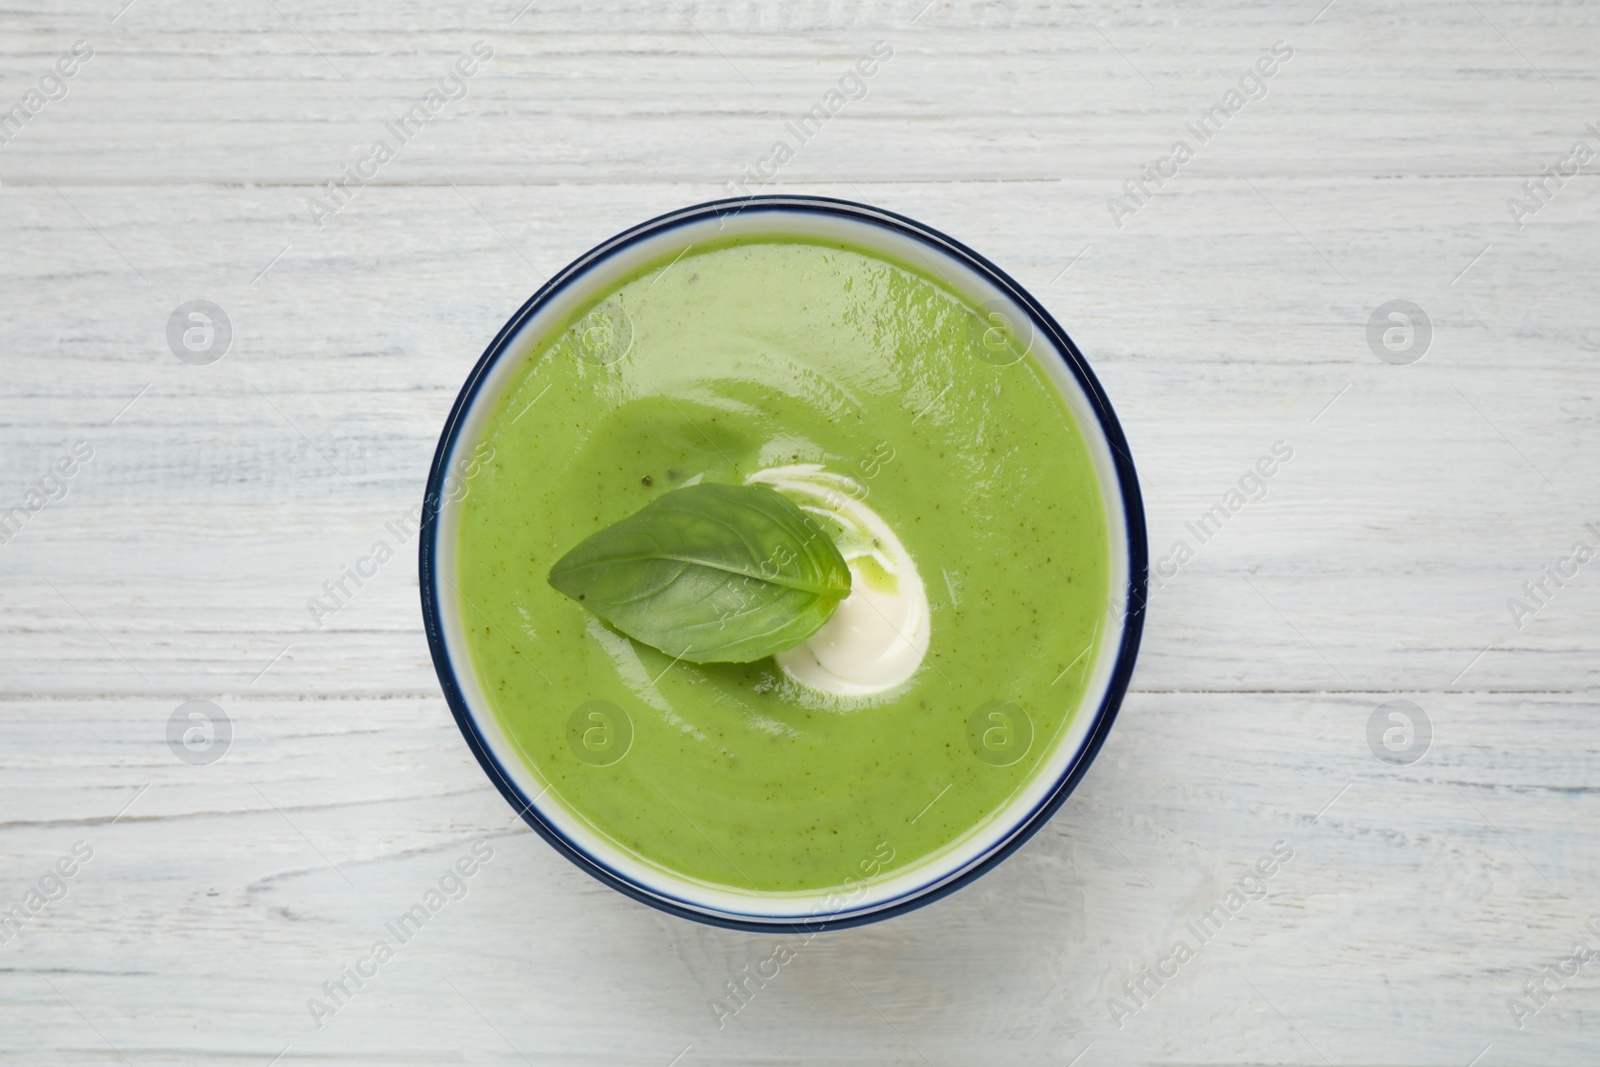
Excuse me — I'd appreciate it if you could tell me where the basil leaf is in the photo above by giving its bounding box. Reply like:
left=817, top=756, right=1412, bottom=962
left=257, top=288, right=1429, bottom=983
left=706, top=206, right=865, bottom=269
left=547, top=482, right=852, bottom=664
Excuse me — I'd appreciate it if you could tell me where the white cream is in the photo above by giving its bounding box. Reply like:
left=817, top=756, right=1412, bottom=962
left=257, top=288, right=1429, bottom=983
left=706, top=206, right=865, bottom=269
left=745, top=464, right=931, bottom=697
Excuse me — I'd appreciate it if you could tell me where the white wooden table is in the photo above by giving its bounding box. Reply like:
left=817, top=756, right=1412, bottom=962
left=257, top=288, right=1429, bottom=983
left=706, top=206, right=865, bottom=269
left=3, top=1, right=1597, bottom=1063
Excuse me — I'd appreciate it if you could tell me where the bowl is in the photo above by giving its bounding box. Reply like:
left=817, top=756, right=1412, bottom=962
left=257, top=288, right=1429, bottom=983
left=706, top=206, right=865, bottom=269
left=420, top=195, right=1147, bottom=930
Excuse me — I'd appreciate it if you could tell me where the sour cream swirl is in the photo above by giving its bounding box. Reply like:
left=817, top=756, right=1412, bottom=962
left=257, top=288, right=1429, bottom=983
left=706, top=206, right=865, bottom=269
left=746, top=464, right=931, bottom=697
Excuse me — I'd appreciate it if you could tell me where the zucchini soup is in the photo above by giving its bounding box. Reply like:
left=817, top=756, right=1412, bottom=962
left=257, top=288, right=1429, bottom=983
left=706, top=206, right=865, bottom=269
left=424, top=200, right=1143, bottom=927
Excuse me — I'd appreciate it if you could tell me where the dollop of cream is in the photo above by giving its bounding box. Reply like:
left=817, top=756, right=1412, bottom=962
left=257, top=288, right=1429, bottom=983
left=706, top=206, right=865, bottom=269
left=745, top=464, right=930, bottom=697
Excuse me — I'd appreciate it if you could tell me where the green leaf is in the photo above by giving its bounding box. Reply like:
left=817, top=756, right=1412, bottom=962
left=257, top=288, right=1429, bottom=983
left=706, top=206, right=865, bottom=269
left=547, top=482, right=852, bottom=664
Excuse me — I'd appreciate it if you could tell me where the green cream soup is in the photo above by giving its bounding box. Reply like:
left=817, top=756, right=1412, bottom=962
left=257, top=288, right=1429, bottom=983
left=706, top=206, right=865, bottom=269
left=455, top=235, right=1109, bottom=895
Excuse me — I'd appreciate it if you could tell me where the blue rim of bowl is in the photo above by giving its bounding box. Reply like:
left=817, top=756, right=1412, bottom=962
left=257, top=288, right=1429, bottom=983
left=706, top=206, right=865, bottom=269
left=419, top=194, right=1148, bottom=932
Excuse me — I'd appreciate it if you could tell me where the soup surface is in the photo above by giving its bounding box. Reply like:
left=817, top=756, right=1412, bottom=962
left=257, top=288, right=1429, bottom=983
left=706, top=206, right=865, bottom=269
left=455, top=234, right=1110, bottom=896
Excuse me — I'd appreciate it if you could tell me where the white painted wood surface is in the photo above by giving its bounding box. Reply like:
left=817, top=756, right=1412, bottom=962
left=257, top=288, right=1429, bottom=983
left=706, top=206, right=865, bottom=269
left=2, top=1, right=1597, bottom=1063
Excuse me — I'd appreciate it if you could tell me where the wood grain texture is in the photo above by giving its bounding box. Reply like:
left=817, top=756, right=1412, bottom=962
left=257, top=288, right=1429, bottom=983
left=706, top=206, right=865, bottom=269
left=1, top=1, right=1597, bottom=1064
